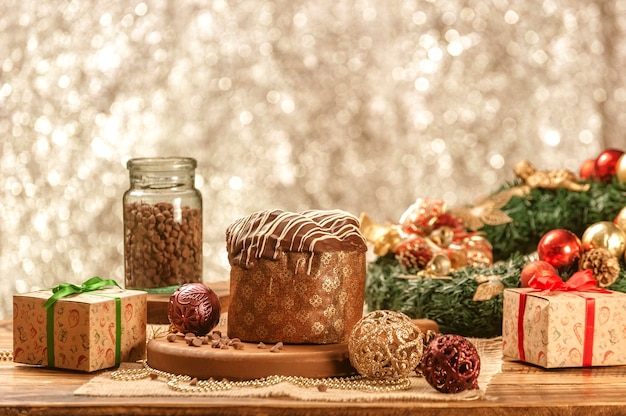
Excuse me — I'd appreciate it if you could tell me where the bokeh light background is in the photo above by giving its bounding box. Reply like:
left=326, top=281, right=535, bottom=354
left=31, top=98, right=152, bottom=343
left=1, top=0, right=625, bottom=319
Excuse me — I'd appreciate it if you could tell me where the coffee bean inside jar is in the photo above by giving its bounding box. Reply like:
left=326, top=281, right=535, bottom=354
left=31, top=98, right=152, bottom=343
left=123, top=157, right=203, bottom=291
left=124, top=201, right=202, bottom=289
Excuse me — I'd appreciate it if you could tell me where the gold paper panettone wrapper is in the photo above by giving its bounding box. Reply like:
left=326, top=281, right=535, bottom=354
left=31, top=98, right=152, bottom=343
left=227, top=250, right=366, bottom=344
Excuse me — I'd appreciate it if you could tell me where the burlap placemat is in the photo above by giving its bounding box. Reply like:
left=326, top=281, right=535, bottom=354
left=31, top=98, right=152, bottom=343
left=74, top=337, right=502, bottom=402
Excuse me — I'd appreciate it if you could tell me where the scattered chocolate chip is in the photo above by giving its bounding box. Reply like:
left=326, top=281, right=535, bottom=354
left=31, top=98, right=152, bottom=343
left=149, top=373, right=159, bottom=380
left=317, top=384, right=327, bottom=392
left=190, top=377, right=198, bottom=386
left=167, top=330, right=250, bottom=352
left=270, top=342, right=284, bottom=353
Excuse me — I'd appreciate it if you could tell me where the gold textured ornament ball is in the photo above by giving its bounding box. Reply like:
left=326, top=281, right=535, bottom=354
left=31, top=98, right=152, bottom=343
left=348, top=310, right=424, bottom=380
left=581, top=221, right=626, bottom=259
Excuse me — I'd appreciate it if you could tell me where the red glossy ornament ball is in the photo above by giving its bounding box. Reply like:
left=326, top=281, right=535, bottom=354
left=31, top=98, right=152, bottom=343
left=579, top=158, right=596, bottom=180
left=595, top=148, right=625, bottom=183
left=168, top=283, right=222, bottom=336
left=520, top=260, right=557, bottom=287
left=537, top=229, right=583, bottom=269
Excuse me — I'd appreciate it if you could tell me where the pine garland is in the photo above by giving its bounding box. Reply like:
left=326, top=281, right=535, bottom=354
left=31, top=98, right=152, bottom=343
left=483, top=178, right=626, bottom=261
left=365, top=254, right=525, bottom=337
left=364, top=178, right=626, bottom=337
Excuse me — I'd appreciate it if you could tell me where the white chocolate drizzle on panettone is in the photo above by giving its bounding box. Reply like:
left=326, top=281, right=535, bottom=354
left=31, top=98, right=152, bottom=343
left=226, top=209, right=367, bottom=272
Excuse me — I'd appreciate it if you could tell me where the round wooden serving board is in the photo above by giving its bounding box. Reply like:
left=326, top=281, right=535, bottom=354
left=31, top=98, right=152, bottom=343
left=146, top=319, right=439, bottom=381
left=147, top=327, right=355, bottom=381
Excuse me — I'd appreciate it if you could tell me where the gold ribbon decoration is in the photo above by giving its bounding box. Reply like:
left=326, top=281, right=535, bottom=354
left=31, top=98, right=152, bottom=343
left=449, top=191, right=516, bottom=232
left=452, top=160, right=591, bottom=232
left=513, top=160, right=590, bottom=193
left=472, top=274, right=504, bottom=302
left=359, top=213, right=403, bottom=256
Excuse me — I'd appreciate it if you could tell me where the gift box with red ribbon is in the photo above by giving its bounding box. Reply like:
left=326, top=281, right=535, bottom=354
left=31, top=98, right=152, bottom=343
left=502, top=271, right=626, bottom=368
left=13, top=277, right=147, bottom=372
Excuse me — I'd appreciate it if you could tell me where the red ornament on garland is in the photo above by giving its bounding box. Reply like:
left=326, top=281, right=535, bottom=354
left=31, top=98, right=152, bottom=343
left=520, top=260, right=557, bottom=287
left=594, top=148, right=625, bottom=183
left=579, top=158, right=596, bottom=180
left=537, top=229, right=583, bottom=269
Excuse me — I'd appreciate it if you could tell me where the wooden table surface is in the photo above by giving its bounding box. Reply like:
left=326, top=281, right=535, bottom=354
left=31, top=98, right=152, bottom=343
left=3, top=318, right=626, bottom=416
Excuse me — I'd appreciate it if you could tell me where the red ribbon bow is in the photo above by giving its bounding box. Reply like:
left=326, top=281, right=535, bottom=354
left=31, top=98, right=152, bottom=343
left=527, top=269, right=610, bottom=294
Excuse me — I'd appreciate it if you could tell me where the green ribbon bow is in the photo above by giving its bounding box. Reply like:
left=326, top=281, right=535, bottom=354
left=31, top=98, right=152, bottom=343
left=44, top=276, right=122, bottom=369
left=43, top=276, right=121, bottom=309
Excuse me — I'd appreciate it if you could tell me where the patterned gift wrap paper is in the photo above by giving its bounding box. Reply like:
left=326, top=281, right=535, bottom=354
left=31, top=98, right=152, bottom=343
left=13, top=288, right=147, bottom=372
left=502, top=288, right=626, bottom=368
left=228, top=251, right=366, bottom=344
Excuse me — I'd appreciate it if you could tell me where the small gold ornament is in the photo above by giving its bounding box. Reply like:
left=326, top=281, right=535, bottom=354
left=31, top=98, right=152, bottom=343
left=348, top=310, right=424, bottom=380
left=418, top=253, right=451, bottom=277
left=615, top=206, right=626, bottom=234
left=581, top=221, right=626, bottom=258
left=579, top=248, right=620, bottom=288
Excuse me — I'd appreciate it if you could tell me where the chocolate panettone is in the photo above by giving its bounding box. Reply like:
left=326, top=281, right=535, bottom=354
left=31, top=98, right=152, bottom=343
left=226, top=209, right=367, bottom=344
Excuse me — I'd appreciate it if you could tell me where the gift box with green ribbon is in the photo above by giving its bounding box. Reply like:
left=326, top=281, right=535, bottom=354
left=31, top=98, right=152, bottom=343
left=12, top=277, right=147, bottom=372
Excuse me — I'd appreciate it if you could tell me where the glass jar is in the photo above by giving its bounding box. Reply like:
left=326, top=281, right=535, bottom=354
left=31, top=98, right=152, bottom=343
left=123, top=157, right=203, bottom=292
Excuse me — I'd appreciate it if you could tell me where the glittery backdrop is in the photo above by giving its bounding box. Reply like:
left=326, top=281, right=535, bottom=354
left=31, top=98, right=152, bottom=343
left=1, top=0, right=625, bottom=319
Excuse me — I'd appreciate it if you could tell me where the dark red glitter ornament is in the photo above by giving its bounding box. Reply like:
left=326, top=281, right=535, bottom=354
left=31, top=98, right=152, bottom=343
left=420, top=334, right=481, bottom=394
left=168, top=283, right=221, bottom=336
